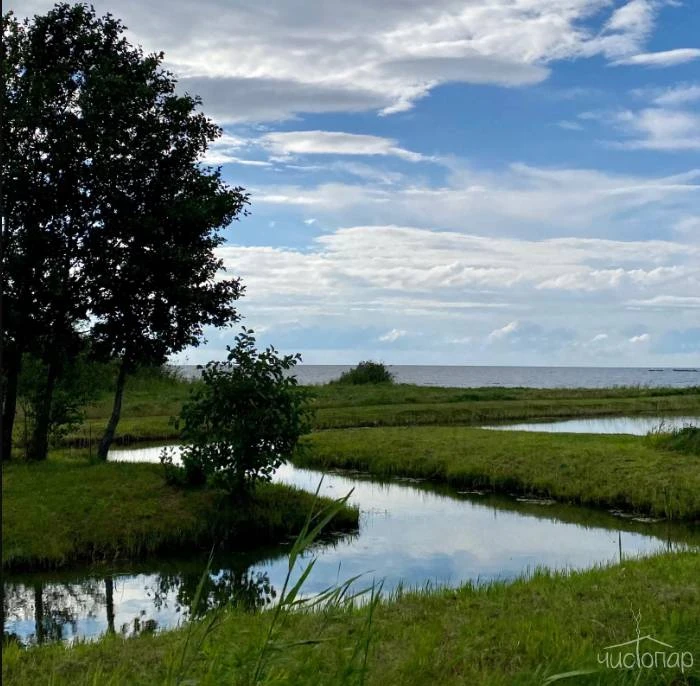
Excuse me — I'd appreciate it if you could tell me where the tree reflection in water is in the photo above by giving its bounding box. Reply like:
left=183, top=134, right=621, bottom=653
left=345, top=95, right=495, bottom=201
left=3, top=563, right=276, bottom=645
left=3, top=579, right=103, bottom=645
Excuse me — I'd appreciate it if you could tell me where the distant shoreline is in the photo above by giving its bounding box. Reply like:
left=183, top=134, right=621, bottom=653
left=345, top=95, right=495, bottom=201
left=171, top=364, right=699, bottom=389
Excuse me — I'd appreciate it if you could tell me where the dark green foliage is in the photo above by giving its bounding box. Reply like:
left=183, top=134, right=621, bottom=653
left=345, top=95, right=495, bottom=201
left=174, top=329, right=312, bottom=496
left=647, top=424, right=700, bottom=456
left=1, top=3, right=247, bottom=460
left=333, top=361, right=395, bottom=385
left=66, top=4, right=249, bottom=460
left=16, top=351, right=112, bottom=453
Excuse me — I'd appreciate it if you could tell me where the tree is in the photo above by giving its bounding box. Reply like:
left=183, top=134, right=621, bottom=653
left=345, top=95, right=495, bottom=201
left=172, top=329, right=312, bottom=498
left=2, top=6, right=96, bottom=460
left=1, top=4, right=248, bottom=460
left=16, top=348, right=111, bottom=456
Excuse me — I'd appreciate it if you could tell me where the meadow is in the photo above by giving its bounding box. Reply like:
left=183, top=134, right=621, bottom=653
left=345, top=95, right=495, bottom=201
left=3, top=371, right=699, bottom=685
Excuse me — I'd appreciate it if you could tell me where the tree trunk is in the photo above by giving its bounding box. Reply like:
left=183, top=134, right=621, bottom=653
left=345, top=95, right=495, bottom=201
left=105, top=576, right=115, bottom=634
left=27, top=354, right=59, bottom=461
left=33, top=583, right=45, bottom=645
left=1, top=346, right=21, bottom=461
left=97, top=357, right=129, bottom=460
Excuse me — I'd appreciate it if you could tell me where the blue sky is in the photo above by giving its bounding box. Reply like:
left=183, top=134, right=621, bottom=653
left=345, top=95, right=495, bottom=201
left=16, top=0, right=700, bottom=366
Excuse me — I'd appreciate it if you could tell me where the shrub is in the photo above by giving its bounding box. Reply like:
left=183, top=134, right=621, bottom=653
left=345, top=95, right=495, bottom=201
left=333, top=361, right=395, bottom=385
left=170, top=328, right=312, bottom=497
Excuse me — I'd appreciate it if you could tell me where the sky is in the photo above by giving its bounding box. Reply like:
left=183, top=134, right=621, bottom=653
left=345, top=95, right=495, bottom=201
left=13, top=0, right=700, bottom=366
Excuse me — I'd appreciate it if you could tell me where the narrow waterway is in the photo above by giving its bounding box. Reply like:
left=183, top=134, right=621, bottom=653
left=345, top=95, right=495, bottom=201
left=4, top=446, right=697, bottom=646
left=482, top=415, right=699, bottom=435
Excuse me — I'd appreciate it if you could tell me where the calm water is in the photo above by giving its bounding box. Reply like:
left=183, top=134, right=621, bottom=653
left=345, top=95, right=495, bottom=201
left=4, top=449, right=697, bottom=645
left=483, top=416, right=700, bottom=435
left=176, top=365, right=699, bottom=388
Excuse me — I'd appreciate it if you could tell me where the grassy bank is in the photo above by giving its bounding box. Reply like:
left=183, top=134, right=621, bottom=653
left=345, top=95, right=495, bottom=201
left=56, top=379, right=700, bottom=445
left=1, top=456, right=358, bottom=571
left=311, top=385, right=700, bottom=429
left=4, top=552, right=698, bottom=685
left=297, top=426, right=700, bottom=520
left=648, top=426, right=700, bottom=457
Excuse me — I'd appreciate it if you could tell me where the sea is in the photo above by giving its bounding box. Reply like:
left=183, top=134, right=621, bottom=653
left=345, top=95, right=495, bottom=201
left=175, top=365, right=700, bottom=389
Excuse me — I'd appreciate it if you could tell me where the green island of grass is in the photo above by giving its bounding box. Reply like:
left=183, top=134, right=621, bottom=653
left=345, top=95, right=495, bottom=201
left=1, top=456, right=359, bottom=571
left=298, top=425, right=700, bottom=520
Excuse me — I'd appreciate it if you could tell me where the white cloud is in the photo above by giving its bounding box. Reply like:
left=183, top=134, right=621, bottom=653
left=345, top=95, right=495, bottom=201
left=605, top=0, right=655, bottom=38
left=259, top=131, right=426, bottom=161
left=626, top=295, right=700, bottom=309
left=629, top=333, right=650, bottom=343
left=487, top=321, right=520, bottom=342
left=216, top=226, right=699, bottom=335
left=557, top=120, right=584, bottom=131
left=652, top=84, right=700, bottom=106
left=591, top=333, right=609, bottom=343
left=613, top=48, right=700, bottom=67
left=304, top=218, right=317, bottom=225
left=252, top=163, right=700, bottom=239
left=675, top=216, right=700, bottom=236
left=379, top=328, right=408, bottom=342
left=203, top=154, right=272, bottom=166
left=611, top=108, right=700, bottom=151
left=8, top=0, right=675, bottom=122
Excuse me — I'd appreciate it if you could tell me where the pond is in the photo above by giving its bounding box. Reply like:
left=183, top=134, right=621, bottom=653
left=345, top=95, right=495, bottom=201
left=4, top=447, right=698, bottom=646
left=482, top=415, right=699, bottom=435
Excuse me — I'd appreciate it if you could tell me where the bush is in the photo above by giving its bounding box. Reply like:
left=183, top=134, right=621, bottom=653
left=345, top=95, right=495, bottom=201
left=169, top=328, right=312, bottom=497
left=333, top=361, right=395, bottom=385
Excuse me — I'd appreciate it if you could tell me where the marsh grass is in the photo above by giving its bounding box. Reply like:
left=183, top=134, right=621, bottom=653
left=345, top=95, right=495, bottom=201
left=647, top=424, right=700, bottom=457
left=297, top=426, right=700, bottom=519
left=1, top=457, right=359, bottom=571
left=51, top=382, right=700, bottom=445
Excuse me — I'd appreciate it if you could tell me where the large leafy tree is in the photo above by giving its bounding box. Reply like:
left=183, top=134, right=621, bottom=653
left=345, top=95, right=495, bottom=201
left=1, top=4, right=248, bottom=461
left=2, top=5, right=96, bottom=460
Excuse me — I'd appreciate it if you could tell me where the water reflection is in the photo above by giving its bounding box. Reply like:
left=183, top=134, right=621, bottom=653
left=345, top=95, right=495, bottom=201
left=3, top=559, right=278, bottom=646
left=4, top=459, right=698, bottom=645
left=482, top=415, right=699, bottom=435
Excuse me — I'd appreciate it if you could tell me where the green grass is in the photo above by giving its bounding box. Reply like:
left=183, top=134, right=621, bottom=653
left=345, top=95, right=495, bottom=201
left=17, top=370, right=700, bottom=444
left=296, top=426, right=700, bottom=520
left=60, top=382, right=700, bottom=444
left=1, top=455, right=358, bottom=571
left=647, top=426, right=700, bottom=457
left=310, top=387, right=700, bottom=429
left=3, top=552, right=698, bottom=685
left=309, top=382, right=700, bottom=407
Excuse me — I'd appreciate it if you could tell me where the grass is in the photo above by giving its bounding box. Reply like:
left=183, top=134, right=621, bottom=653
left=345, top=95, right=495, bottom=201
left=296, top=426, right=700, bottom=520
left=1, top=455, right=359, bottom=571
left=647, top=425, right=700, bottom=457
left=58, top=381, right=700, bottom=444
left=3, top=551, right=698, bottom=685
left=3, top=374, right=700, bottom=684
left=310, top=386, right=700, bottom=429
